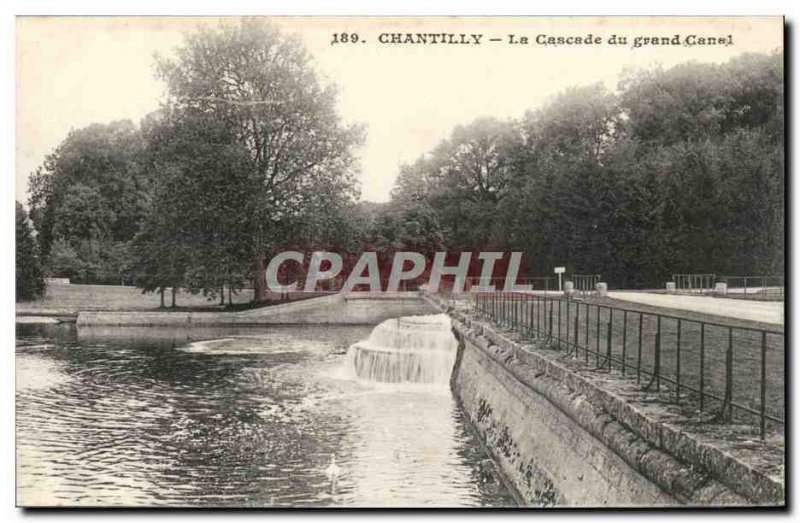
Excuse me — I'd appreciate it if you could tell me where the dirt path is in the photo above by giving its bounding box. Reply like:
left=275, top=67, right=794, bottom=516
left=607, top=292, right=784, bottom=326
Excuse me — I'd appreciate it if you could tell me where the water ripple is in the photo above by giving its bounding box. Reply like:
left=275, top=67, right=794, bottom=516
left=16, top=323, right=514, bottom=507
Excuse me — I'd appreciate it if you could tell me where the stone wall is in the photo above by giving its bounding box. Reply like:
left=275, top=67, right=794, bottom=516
left=445, top=308, right=774, bottom=507
left=453, top=330, right=675, bottom=506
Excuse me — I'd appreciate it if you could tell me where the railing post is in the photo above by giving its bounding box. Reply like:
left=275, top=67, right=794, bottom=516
left=676, top=319, right=682, bottom=404
left=585, top=303, right=589, bottom=363
left=606, top=320, right=612, bottom=371
left=557, top=300, right=562, bottom=349
left=596, top=306, right=601, bottom=366
left=622, top=310, right=627, bottom=376
left=574, top=315, right=579, bottom=359
left=700, top=323, right=705, bottom=411
left=760, top=330, right=767, bottom=440
left=498, top=292, right=502, bottom=325
left=655, top=316, right=661, bottom=391
left=527, top=295, right=533, bottom=337
left=722, top=326, right=734, bottom=422
left=514, top=295, right=518, bottom=329
left=637, top=313, right=643, bottom=383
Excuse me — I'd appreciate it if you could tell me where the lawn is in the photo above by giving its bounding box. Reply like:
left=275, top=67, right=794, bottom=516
left=16, top=284, right=255, bottom=315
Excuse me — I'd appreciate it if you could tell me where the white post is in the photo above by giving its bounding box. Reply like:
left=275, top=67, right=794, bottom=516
left=554, top=267, right=566, bottom=292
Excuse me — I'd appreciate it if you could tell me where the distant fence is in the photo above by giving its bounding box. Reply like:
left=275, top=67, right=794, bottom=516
left=571, top=274, right=601, bottom=296
left=672, top=274, right=716, bottom=293
left=461, top=276, right=559, bottom=295
left=718, top=275, right=784, bottom=300
left=473, top=291, right=784, bottom=439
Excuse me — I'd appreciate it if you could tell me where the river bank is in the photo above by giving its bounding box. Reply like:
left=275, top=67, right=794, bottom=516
left=16, top=283, right=256, bottom=317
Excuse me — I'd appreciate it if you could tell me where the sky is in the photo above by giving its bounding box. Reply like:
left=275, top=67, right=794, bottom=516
left=15, top=16, right=783, bottom=204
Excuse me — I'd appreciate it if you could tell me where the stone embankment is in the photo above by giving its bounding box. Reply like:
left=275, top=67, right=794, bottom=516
left=428, top=295, right=783, bottom=507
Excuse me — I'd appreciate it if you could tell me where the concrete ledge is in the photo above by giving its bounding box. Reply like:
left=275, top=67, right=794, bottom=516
left=77, top=293, right=436, bottom=326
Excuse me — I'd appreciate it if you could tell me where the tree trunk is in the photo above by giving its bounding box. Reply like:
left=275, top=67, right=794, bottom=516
left=228, top=286, right=232, bottom=306
left=160, top=288, right=165, bottom=308
left=171, top=287, right=176, bottom=308
left=253, top=254, right=267, bottom=303
left=220, top=287, right=225, bottom=306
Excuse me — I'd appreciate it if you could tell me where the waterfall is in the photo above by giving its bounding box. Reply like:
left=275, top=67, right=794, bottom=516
left=345, top=314, right=458, bottom=385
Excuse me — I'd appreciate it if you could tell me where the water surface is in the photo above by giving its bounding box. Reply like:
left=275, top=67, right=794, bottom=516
left=16, top=322, right=514, bottom=507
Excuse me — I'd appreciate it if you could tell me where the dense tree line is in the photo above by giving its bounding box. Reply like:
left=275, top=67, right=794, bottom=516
left=384, top=52, right=784, bottom=288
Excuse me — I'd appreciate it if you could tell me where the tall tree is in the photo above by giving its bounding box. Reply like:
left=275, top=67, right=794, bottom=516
left=16, top=202, right=44, bottom=300
left=154, top=20, right=363, bottom=301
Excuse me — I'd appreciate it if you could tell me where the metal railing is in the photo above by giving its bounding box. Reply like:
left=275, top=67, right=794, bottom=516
left=472, top=291, right=784, bottom=439
left=718, top=275, right=784, bottom=300
left=462, top=276, right=560, bottom=295
left=672, top=273, right=716, bottom=293
left=571, top=274, right=601, bottom=296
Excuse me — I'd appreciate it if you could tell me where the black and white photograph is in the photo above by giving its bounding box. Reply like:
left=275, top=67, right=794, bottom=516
left=11, top=14, right=785, bottom=510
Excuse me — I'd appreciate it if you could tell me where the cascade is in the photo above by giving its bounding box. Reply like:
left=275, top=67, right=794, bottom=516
left=345, top=314, right=458, bottom=385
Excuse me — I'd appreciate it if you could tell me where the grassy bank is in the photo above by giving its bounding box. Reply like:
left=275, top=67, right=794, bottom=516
left=16, top=284, right=255, bottom=316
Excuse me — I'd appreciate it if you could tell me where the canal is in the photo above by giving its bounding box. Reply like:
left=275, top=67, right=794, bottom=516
left=16, top=321, right=515, bottom=507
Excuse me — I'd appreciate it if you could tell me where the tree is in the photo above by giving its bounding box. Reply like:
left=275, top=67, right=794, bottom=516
left=498, top=83, right=620, bottom=276
left=154, top=20, right=364, bottom=301
left=27, top=120, right=150, bottom=283
left=387, top=118, right=519, bottom=252
left=16, top=202, right=44, bottom=300
left=133, top=107, right=255, bottom=305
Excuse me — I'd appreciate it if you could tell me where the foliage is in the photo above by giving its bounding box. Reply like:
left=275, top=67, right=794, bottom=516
left=16, top=202, right=45, bottom=300
left=133, top=19, right=364, bottom=301
left=380, top=53, right=784, bottom=287
left=27, top=120, right=149, bottom=284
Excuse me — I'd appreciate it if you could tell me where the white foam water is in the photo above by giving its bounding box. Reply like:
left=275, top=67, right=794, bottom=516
left=345, top=314, right=458, bottom=385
